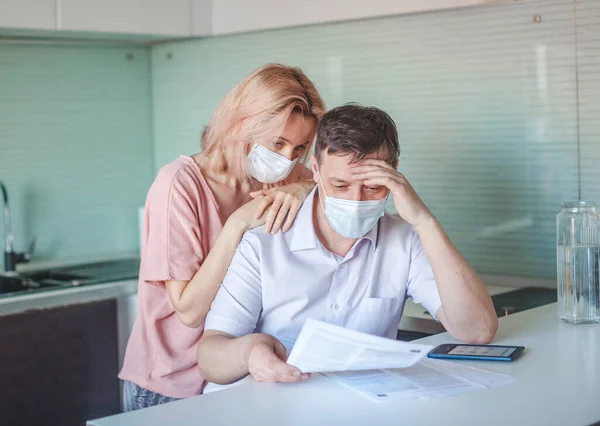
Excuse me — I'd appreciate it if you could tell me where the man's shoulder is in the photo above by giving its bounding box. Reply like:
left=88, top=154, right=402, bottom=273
left=241, top=193, right=315, bottom=253
left=241, top=225, right=289, bottom=249
left=242, top=225, right=270, bottom=241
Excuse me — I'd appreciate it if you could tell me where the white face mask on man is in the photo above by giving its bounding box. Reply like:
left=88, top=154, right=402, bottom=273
left=247, top=144, right=297, bottom=184
left=317, top=169, right=388, bottom=239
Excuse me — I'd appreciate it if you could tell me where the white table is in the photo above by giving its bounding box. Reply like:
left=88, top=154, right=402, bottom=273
left=88, top=304, right=600, bottom=426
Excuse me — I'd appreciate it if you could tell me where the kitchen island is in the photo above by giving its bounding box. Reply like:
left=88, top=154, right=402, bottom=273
left=88, top=303, right=600, bottom=426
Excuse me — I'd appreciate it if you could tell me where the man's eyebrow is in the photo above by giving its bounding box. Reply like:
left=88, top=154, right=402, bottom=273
left=329, top=177, right=349, bottom=183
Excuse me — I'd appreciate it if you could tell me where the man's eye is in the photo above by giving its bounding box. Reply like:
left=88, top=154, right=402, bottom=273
left=273, top=142, right=283, bottom=148
left=366, top=187, right=380, bottom=191
left=295, top=145, right=307, bottom=151
left=334, top=186, right=347, bottom=190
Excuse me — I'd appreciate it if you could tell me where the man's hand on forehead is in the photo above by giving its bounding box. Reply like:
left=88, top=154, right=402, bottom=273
left=349, top=159, right=433, bottom=228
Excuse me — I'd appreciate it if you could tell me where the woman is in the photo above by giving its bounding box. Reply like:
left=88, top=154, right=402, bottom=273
left=119, top=64, right=326, bottom=411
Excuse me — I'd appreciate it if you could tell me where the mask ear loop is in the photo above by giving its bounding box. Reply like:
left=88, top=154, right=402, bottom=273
left=316, top=166, right=328, bottom=214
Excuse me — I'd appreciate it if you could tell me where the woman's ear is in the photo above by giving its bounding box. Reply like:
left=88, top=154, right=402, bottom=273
left=244, top=141, right=253, bottom=156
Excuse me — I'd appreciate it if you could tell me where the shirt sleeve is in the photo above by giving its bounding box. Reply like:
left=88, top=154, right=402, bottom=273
left=142, top=166, right=206, bottom=286
left=406, top=231, right=442, bottom=319
left=204, top=232, right=263, bottom=337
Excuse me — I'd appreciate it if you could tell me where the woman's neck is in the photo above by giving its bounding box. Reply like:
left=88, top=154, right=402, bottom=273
left=191, top=153, right=263, bottom=224
left=192, top=152, right=264, bottom=193
left=192, top=153, right=236, bottom=188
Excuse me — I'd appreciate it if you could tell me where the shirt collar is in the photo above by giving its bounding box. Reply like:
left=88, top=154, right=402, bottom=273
left=362, top=217, right=380, bottom=251
left=287, top=187, right=321, bottom=252
left=287, top=187, right=380, bottom=252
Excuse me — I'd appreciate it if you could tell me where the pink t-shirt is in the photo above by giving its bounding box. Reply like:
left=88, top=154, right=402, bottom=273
left=119, top=156, right=223, bottom=398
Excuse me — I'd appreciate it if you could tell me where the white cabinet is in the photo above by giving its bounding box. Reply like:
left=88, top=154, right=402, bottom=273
left=210, top=0, right=513, bottom=35
left=190, top=0, right=212, bottom=36
left=60, top=0, right=191, bottom=36
left=0, top=0, right=56, bottom=30
left=0, top=0, right=512, bottom=38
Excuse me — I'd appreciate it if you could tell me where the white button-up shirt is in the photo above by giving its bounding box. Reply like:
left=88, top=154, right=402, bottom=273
left=205, top=187, right=441, bottom=354
left=205, top=188, right=441, bottom=353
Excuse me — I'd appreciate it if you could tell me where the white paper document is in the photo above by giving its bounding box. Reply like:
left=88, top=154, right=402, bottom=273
left=326, top=359, right=518, bottom=402
left=286, top=318, right=433, bottom=373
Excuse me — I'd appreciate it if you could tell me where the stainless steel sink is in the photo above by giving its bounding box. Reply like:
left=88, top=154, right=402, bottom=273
left=0, top=276, right=29, bottom=295
left=0, top=275, right=56, bottom=296
left=21, top=258, right=140, bottom=286
left=22, top=271, right=84, bottom=286
left=1, top=258, right=140, bottom=298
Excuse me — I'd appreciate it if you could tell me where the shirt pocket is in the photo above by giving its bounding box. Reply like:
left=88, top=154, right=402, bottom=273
left=348, top=296, right=403, bottom=338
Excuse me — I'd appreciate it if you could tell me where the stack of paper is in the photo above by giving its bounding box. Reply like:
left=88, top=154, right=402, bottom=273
left=287, top=319, right=517, bottom=402
left=326, top=359, right=517, bottom=402
left=287, top=318, right=433, bottom=372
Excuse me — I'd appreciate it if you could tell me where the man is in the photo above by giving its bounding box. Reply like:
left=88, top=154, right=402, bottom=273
left=197, top=105, right=498, bottom=386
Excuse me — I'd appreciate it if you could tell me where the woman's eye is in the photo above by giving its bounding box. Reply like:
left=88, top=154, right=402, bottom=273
left=334, top=186, right=347, bottom=190
left=273, top=142, right=283, bottom=148
left=295, top=145, right=307, bottom=151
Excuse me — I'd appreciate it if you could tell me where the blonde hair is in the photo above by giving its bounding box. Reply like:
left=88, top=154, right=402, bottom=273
left=201, top=63, right=326, bottom=182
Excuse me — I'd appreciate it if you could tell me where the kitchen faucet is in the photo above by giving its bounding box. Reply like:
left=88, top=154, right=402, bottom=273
left=0, top=181, right=34, bottom=273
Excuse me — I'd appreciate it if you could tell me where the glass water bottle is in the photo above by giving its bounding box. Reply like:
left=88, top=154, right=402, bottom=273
left=556, top=201, right=600, bottom=324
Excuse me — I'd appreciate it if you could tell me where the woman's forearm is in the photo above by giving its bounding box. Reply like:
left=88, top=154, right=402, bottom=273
left=167, top=218, right=245, bottom=328
left=169, top=181, right=314, bottom=328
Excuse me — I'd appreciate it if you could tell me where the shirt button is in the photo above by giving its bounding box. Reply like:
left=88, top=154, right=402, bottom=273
left=332, top=304, right=340, bottom=310
left=339, top=264, right=345, bottom=270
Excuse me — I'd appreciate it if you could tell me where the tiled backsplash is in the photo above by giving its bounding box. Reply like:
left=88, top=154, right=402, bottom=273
left=150, top=0, right=599, bottom=279
left=2, top=0, right=599, bottom=279
left=0, top=44, right=154, bottom=265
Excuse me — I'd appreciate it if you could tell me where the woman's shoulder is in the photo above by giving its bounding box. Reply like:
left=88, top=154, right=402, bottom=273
left=149, top=156, right=210, bottom=202
left=156, top=155, right=203, bottom=182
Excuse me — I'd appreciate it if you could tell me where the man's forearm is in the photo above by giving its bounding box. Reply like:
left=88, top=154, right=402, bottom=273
left=415, top=217, right=498, bottom=344
left=197, top=333, right=256, bottom=385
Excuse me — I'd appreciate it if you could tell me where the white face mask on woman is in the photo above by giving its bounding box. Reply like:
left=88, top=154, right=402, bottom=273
left=247, top=144, right=297, bottom=183
left=317, top=170, right=388, bottom=239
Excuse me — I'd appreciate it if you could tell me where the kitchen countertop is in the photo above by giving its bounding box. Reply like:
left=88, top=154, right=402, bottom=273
left=14, top=252, right=139, bottom=273
left=1, top=255, right=527, bottom=327
left=2, top=252, right=551, bottom=330
left=0, top=278, right=138, bottom=316
left=88, top=303, right=600, bottom=426
left=0, top=253, right=139, bottom=317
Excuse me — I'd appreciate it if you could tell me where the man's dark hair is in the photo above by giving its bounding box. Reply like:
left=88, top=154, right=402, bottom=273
left=315, top=104, right=400, bottom=165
